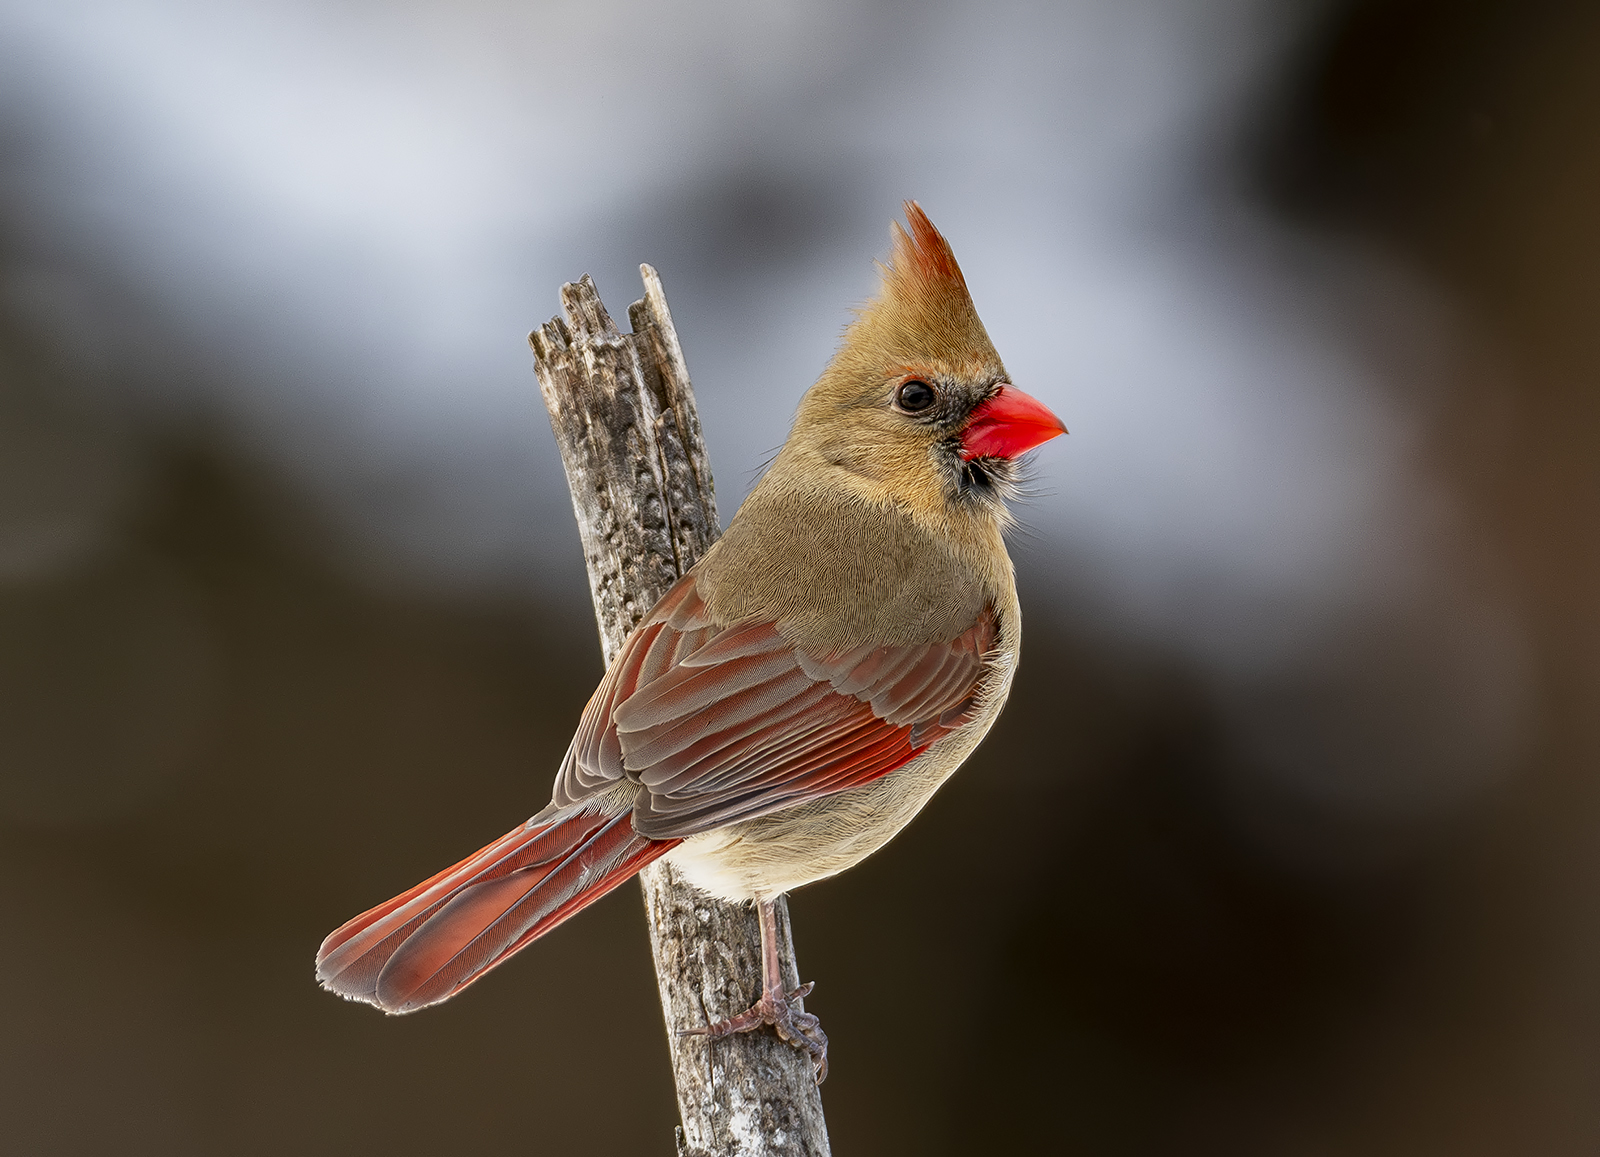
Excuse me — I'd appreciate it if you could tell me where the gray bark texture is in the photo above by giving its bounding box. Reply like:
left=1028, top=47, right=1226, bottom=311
left=530, top=266, right=832, bottom=1157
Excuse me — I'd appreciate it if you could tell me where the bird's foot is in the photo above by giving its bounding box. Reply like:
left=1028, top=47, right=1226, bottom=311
left=682, top=981, right=829, bottom=1083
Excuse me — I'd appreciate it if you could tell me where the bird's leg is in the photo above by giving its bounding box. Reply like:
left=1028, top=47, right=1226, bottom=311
left=680, top=897, right=829, bottom=1083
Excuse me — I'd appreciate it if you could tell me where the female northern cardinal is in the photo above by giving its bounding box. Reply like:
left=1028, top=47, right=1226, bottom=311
left=315, top=203, right=1065, bottom=1080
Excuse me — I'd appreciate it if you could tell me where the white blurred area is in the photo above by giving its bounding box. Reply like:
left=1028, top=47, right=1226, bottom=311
left=0, top=0, right=1529, bottom=843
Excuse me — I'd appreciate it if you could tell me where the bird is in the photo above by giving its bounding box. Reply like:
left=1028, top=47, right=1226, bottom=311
left=314, top=202, right=1066, bottom=1082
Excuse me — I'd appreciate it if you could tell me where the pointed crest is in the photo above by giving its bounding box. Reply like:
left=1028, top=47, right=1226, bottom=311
left=837, top=201, right=1000, bottom=375
left=885, top=201, right=967, bottom=300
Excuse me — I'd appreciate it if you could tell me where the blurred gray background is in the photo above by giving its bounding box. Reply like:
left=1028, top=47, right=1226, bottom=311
left=1, top=0, right=1596, bottom=1153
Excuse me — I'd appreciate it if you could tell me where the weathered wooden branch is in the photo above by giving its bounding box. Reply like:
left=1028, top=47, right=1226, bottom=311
left=531, top=266, right=831, bottom=1157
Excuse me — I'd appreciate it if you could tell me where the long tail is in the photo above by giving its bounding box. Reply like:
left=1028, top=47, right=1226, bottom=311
left=316, top=799, right=677, bottom=1013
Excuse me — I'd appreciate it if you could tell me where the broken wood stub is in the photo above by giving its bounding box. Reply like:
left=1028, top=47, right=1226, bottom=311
left=531, top=266, right=832, bottom=1157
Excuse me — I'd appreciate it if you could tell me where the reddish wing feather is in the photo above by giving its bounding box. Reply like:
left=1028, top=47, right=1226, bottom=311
left=554, top=572, right=998, bottom=840
left=554, top=580, right=718, bottom=805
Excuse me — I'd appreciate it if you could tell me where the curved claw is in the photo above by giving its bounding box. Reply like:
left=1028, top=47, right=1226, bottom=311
left=681, top=983, right=829, bottom=1084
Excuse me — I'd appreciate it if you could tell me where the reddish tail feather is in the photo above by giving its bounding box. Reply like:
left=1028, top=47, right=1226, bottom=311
left=316, top=800, right=677, bottom=1013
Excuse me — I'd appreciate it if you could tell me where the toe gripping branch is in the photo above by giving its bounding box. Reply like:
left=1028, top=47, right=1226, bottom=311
left=680, top=897, right=830, bottom=1084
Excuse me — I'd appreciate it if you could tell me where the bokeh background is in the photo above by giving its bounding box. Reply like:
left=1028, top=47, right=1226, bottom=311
left=2, top=1, right=1597, bottom=1153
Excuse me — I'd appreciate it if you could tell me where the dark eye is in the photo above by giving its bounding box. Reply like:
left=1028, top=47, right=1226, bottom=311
left=895, top=380, right=937, bottom=413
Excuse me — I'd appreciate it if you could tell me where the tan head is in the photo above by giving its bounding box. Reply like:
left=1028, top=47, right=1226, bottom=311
left=776, top=203, right=1065, bottom=529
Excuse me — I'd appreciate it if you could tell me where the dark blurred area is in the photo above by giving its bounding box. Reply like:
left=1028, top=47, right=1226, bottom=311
left=3, top=1, right=1599, bottom=1154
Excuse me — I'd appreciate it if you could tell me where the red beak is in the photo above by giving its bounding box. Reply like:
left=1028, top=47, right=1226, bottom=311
left=959, top=385, right=1067, bottom=461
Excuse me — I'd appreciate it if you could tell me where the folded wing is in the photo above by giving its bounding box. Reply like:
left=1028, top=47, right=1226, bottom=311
left=555, top=575, right=998, bottom=839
